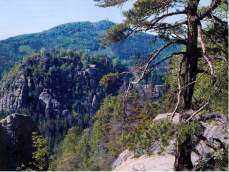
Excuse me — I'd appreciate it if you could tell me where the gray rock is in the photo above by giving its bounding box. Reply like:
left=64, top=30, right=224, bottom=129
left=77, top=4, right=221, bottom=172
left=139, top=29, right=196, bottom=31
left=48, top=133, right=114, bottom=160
left=112, top=149, right=134, bottom=170
left=0, top=55, right=124, bottom=149
left=113, top=113, right=228, bottom=171
left=191, top=120, right=228, bottom=167
left=113, top=151, right=175, bottom=171
left=0, top=113, right=39, bottom=170
left=153, top=112, right=180, bottom=124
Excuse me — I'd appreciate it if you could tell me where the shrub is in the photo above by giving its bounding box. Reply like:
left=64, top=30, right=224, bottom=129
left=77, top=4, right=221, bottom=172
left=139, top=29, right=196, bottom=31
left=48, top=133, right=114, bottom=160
left=99, top=72, right=119, bottom=87
left=124, top=119, right=174, bottom=155
left=32, top=132, right=49, bottom=170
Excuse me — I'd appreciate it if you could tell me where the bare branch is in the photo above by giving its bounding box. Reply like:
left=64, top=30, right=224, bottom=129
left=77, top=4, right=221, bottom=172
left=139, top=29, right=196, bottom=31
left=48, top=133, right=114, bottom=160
left=152, top=52, right=185, bottom=67
left=171, top=58, right=184, bottom=118
left=198, top=24, right=216, bottom=82
left=185, top=101, right=209, bottom=122
left=131, top=41, right=176, bottom=84
left=171, top=74, right=182, bottom=118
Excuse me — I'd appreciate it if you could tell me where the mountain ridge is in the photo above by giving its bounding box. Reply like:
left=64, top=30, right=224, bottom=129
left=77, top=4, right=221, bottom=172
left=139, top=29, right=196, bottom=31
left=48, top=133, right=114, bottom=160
left=0, top=20, right=179, bottom=78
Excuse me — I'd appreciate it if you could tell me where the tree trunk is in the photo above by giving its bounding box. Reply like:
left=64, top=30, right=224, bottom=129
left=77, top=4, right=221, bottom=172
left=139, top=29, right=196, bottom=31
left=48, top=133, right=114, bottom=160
left=183, top=1, right=200, bottom=110
left=174, top=135, right=194, bottom=170
left=174, top=0, right=200, bottom=170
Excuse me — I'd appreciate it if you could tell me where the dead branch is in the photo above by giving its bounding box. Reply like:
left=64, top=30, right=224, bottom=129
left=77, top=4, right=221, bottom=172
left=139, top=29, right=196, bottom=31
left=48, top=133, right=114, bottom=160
left=171, top=58, right=184, bottom=118
left=146, top=51, right=185, bottom=74
left=185, top=101, right=209, bottom=122
left=131, top=41, right=176, bottom=84
left=171, top=74, right=182, bottom=118
left=198, top=24, right=216, bottom=82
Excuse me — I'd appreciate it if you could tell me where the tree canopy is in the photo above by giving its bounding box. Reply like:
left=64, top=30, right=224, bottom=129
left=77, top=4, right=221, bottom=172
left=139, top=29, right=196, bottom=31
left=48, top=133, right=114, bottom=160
left=94, top=0, right=227, bottom=170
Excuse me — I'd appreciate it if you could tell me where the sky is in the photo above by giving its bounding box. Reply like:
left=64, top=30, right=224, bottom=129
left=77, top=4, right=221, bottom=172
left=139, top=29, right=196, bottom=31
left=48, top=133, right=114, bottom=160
left=0, top=0, right=210, bottom=40
left=0, top=0, right=131, bottom=40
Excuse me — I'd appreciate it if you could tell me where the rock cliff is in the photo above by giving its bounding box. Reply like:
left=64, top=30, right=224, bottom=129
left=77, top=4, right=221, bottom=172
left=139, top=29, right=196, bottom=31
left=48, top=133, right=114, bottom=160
left=0, top=52, right=125, bottom=149
left=0, top=113, right=38, bottom=170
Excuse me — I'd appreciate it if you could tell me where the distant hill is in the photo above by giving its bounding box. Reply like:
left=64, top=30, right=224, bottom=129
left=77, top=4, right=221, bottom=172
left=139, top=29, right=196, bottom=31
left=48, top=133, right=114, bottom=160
left=0, top=20, right=179, bottom=78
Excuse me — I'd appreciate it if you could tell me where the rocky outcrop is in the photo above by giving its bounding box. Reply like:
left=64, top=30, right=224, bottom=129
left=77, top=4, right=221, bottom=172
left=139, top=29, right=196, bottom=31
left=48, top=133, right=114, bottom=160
left=0, top=54, right=125, bottom=149
left=113, top=113, right=228, bottom=171
left=0, top=113, right=38, bottom=170
left=191, top=116, right=228, bottom=170
left=113, top=151, right=175, bottom=171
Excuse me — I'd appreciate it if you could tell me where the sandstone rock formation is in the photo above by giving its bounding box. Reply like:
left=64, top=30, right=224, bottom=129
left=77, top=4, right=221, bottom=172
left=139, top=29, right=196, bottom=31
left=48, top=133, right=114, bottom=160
left=0, top=54, right=124, bottom=149
left=0, top=113, right=38, bottom=170
left=113, top=113, right=228, bottom=171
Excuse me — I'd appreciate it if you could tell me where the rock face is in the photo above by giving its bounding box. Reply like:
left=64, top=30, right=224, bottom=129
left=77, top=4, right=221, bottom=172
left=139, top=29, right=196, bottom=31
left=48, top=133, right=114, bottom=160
left=191, top=115, right=228, bottom=170
left=113, top=151, right=175, bottom=171
left=0, top=113, right=38, bottom=170
left=0, top=54, right=124, bottom=149
left=113, top=113, right=228, bottom=171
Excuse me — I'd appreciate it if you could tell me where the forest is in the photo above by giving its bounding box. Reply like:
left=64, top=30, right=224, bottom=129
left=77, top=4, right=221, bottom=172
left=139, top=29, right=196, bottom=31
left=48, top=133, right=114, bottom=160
left=0, top=0, right=228, bottom=171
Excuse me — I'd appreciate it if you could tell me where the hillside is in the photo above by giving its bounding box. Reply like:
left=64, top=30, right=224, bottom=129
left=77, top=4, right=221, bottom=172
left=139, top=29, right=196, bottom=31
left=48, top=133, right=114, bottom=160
left=0, top=50, right=128, bottom=151
left=0, top=20, right=179, bottom=78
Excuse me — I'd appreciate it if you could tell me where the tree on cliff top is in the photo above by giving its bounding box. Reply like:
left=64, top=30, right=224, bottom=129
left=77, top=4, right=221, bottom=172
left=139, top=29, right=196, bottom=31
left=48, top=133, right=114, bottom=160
left=94, top=0, right=227, bottom=170
left=95, top=0, right=227, bottom=110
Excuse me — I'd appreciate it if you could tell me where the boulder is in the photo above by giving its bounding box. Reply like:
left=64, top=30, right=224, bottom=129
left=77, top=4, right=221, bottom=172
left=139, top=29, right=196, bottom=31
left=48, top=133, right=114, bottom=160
left=153, top=112, right=180, bottom=124
left=191, top=119, right=228, bottom=168
left=112, top=149, right=134, bottom=170
left=113, top=151, right=175, bottom=171
left=0, top=113, right=38, bottom=170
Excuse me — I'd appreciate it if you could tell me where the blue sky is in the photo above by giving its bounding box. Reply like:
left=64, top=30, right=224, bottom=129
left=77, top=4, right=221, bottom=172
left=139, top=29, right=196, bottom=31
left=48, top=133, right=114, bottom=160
left=0, top=0, right=210, bottom=40
left=0, top=0, right=131, bottom=40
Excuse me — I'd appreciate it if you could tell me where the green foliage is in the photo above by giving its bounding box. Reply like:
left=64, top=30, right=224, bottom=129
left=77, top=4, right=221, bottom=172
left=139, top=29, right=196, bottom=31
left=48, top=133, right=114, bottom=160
left=195, top=148, right=228, bottom=171
left=103, top=23, right=130, bottom=44
left=211, top=148, right=228, bottom=170
left=177, top=121, right=203, bottom=144
left=99, top=72, right=120, bottom=87
left=95, top=0, right=128, bottom=7
left=0, top=63, right=21, bottom=91
left=163, top=52, right=228, bottom=115
left=32, top=132, right=49, bottom=171
left=61, top=127, right=80, bottom=154
left=124, top=119, right=174, bottom=155
left=0, top=20, right=172, bottom=79
left=19, top=45, right=34, bottom=54
left=193, top=60, right=228, bottom=115
left=74, top=129, right=92, bottom=169
left=54, top=128, right=92, bottom=170
left=124, top=0, right=172, bottom=25
left=53, top=92, right=162, bottom=170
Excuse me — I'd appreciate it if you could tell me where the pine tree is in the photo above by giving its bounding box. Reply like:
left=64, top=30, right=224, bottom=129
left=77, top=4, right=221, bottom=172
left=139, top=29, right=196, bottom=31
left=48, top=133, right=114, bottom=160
left=94, top=0, right=227, bottom=170
left=95, top=0, right=226, bottom=109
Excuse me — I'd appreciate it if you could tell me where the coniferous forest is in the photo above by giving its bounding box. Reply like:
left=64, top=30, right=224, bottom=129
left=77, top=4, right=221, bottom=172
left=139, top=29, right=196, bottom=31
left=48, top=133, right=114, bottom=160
left=0, top=0, right=228, bottom=171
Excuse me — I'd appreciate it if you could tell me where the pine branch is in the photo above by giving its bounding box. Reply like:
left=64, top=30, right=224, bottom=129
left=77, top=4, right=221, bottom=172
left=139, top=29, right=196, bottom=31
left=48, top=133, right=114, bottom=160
left=198, top=0, right=222, bottom=20
left=94, top=0, right=128, bottom=7
left=148, top=10, right=187, bottom=28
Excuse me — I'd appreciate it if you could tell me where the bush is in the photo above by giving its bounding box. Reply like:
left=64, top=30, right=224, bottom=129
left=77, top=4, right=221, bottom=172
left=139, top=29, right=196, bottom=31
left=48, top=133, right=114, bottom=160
left=32, top=132, right=49, bottom=170
left=99, top=72, right=119, bottom=87
left=123, top=119, right=174, bottom=155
